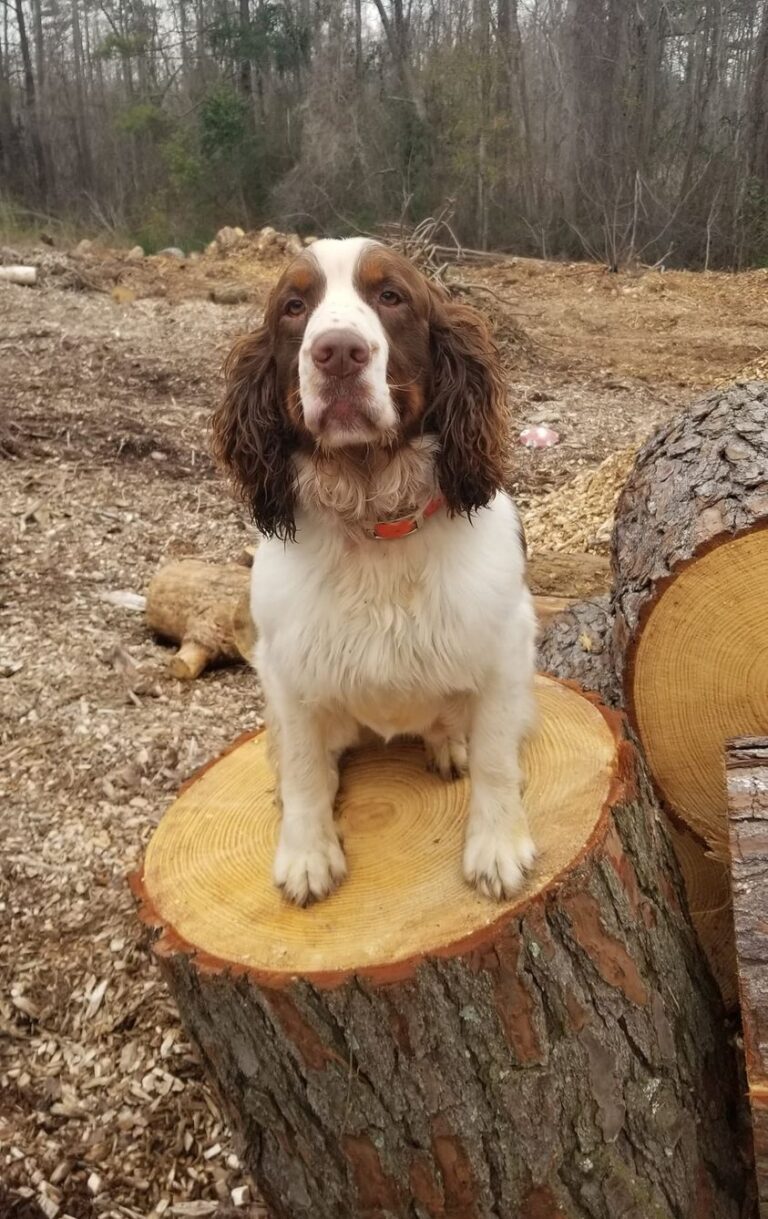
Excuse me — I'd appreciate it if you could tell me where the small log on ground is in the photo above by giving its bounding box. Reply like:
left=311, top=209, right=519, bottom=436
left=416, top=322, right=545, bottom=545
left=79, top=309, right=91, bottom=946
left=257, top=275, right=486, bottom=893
left=145, top=554, right=580, bottom=678
left=134, top=676, right=746, bottom=1218
left=727, top=737, right=768, bottom=1211
left=146, top=559, right=251, bottom=679
left=539, top=601, right=737, bottom=1006
left=526, top=550, right=610, bottom=598
left=0, top=265, right=37, bottom=286
left=611, top=380, right=768, bottom=858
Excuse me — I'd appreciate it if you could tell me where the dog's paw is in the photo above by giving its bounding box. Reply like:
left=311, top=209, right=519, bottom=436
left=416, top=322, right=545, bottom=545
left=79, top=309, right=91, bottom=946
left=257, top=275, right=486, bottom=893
left=463, top=824, right=536, bottom=900
left=273, top=829, right=347, bottom=906
left=425, top=736, right=468, bottom=781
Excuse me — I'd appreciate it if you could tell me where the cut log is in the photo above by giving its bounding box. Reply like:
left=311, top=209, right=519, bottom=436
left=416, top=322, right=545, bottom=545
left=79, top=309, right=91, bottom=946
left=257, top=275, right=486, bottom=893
left=145, top=555, right=593, bottom=680
left=668, top=823, right=738, bottom=1009
left=539, top=600, right=738, bottom=1007
left=146, top=559, right=250, bottom=679
left=0, top=265, right=37, bottom=286
left=526, top=550, right=610, bottom=598
left=727, top=737, right=768, bottom=1212
left=134, top=676, right=747, bottom=1218
left=230, top=547, right=611, bottom=601
left=612, top=380, right=768, bottom=858
left=532, top=593, right=575, bottom=627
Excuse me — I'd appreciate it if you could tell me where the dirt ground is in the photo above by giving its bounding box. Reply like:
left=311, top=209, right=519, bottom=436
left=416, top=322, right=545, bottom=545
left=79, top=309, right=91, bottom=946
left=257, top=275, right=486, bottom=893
left=1, top=236, right=766, bottom=1219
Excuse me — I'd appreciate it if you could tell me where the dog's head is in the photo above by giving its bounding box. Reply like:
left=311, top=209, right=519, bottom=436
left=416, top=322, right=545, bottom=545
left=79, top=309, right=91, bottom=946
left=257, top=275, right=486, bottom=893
left=212, top=237, right=509, bottom=538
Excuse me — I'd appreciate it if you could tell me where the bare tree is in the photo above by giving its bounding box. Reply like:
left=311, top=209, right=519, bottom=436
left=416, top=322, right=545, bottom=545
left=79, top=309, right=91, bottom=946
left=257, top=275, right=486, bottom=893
left=0, top=0, right=767, bottom=268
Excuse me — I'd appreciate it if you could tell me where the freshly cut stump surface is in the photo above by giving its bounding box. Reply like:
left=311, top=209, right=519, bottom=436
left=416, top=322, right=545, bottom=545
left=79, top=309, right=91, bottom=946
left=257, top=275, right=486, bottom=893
left=612, top=380, right=768, bottom=857
left=135, top=676, right=747, bottom=1218
left=140, top=678, right=613, bottom=976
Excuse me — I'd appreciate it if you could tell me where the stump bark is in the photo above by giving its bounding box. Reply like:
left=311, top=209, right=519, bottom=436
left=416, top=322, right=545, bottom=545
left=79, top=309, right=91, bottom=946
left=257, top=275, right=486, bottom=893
left=134, top=677, right=747, bottom=1218
left=727, top=737, right=768, bottom=1212
left=537, top=594, right=620, bottom=707
left=538, top=601, right=738, bottom=1006
left=611, top=380, right=768, bottom=857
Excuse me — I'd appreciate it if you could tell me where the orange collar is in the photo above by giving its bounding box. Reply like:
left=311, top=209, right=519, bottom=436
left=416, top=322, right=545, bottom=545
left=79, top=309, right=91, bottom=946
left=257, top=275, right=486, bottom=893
left=368, top=496, right=444, bottom=541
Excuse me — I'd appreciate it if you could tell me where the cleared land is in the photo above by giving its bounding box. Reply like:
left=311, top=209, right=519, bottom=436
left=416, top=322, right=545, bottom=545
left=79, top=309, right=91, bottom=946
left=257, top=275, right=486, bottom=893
left=1, top=237, right=766, bottom=1219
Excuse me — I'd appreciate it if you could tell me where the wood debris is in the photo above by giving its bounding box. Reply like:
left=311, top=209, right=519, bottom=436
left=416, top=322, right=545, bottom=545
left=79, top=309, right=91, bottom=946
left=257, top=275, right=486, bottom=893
left=2, top=239, right=759, bottom=1219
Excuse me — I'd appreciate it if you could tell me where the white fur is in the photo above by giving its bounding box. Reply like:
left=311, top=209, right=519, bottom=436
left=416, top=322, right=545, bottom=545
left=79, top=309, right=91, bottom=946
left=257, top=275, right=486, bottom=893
left=298, top=237, right=398, bottom=446
left=250, top=238, right=537, bottom=905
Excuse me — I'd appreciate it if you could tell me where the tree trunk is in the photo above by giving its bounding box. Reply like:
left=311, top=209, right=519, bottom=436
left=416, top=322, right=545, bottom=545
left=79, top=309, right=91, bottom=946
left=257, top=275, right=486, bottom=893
left=497, top=0, right=534, bottom=213
left=354, top=0, right=363, bottom=79
left=746, top=0, right=768, bottom=180
left=135, top=677, right=747, bottom=1218
left=611, top=380, right=768, bottom=859
left=238, top=0, right=252, bottom=111
left=0, top=35, right=14, bottom=180
left=70, top=0, right=93, bottom=192
left=371, top=0, right=427, bottom=124
left=14, top=0, right=47, bottom=201
left=727, top=736, right=768, bottom=1213
left=538, top=597, right=737, bottom=1009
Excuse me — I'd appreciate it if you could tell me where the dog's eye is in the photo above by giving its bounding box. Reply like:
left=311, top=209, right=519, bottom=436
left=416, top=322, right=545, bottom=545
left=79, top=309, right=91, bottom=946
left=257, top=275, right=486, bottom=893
left=379, top=288, right=402, bottom=306
left=284, top=298, right=306, bottom=317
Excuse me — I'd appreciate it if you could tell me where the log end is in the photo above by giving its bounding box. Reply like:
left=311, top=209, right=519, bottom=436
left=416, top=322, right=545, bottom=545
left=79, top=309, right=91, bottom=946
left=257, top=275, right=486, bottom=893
left=169, top=640, right=213, bottom=680
left=136, top=676, right=623, bottom=985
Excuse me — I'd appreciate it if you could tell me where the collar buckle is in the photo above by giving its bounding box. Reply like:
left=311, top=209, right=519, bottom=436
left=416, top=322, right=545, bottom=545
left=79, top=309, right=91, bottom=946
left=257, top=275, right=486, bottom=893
left=368, top=495, right=444, bottom=541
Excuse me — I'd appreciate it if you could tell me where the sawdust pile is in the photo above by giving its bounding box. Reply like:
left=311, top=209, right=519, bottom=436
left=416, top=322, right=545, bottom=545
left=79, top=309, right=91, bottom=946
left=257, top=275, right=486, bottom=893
left=522, top=446, right=637, bottom=554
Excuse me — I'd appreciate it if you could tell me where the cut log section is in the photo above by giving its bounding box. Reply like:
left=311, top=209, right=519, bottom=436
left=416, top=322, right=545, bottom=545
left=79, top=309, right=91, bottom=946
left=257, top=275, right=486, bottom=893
left=146, top=559, right=251, bottom=679
left=539, top=600, right=738, bottom=1006
left=526, top=549, right=610, bottom=599
left=612, top=381, right=768, bottom=857
left=668, top=824, right=738, bottom=1009
left=727, top=737, right=768, bottom=1212
left=134, top=676, right=746, bottom=1218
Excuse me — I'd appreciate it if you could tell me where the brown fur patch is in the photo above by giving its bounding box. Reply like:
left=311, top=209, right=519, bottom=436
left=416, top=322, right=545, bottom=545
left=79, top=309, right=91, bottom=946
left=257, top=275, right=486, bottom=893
left=214, top=242, right=510, bottom=534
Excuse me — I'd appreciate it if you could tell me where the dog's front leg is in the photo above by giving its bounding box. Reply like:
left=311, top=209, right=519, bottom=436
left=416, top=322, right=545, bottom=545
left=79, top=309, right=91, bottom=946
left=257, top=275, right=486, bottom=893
left=463, top=673, right=536, bottom=900
left=269, top=693, right=347, bottom=906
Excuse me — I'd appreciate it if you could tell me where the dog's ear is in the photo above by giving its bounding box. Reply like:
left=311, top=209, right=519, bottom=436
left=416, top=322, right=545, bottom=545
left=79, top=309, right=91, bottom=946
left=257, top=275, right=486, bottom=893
left=211, top=325, right=297, bottom=541
left=426, top=288, right=509, bottom=515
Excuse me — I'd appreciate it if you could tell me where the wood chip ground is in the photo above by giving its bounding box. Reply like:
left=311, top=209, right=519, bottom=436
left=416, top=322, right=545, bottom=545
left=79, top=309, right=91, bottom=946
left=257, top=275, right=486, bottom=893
left=2, top=238, right=764, bottom=1217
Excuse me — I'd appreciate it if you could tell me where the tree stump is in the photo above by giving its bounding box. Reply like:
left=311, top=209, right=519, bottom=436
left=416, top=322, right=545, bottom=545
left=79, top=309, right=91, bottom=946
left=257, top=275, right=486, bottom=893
left=727, top=737, right=768, bottom=1212
left=134, top=676, right=747, bottom=1218
left=611, top=381, right=768, bottom=857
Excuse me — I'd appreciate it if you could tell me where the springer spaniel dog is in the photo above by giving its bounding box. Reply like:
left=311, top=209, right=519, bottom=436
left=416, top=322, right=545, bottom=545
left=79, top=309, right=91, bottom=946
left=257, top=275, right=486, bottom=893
left=212, top=237, right=536, bottom=905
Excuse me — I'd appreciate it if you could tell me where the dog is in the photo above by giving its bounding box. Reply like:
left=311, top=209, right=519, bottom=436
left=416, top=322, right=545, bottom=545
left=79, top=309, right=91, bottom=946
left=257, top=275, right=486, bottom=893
left=212, top=237, right=536, bottom=905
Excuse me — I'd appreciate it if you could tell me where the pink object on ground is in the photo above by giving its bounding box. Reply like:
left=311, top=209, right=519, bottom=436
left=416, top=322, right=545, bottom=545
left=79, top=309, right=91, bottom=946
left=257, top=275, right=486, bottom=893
left=519, top=424, right=560, bottom=448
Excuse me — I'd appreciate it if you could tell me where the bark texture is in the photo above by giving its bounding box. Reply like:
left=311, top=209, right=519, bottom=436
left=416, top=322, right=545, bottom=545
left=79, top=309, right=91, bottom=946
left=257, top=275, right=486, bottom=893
left=611, top=380, right=768, bottom=674
left=727, top=737, right=768, bottom=1213
left=154, top=739, right=747, bottom=1219
left=537, top=594, right=620, bottom=707
left=538, top=599, right=738, bottom=1008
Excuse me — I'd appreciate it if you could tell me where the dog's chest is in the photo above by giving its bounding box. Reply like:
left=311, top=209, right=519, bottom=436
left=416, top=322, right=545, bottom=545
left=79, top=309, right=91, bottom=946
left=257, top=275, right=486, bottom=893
left=254, top=533, right=490, bottom=699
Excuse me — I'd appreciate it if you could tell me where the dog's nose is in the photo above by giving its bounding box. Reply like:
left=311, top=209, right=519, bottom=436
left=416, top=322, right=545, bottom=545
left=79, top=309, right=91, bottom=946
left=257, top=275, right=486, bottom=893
left=311, top=329, right=370, bottom=378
